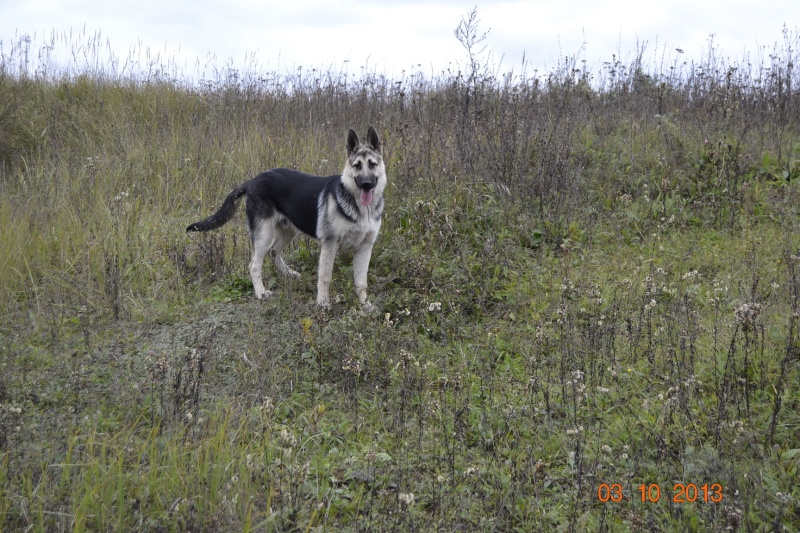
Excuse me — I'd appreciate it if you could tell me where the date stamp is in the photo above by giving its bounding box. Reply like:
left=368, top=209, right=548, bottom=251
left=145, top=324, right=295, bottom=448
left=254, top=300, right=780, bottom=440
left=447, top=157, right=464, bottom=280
left=597, top=483, right=724, bottom=503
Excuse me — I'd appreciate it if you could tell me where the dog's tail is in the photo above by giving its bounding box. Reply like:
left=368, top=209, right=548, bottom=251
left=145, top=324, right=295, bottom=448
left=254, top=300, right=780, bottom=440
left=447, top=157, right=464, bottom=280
left=186, top=184, right=248, bottom=232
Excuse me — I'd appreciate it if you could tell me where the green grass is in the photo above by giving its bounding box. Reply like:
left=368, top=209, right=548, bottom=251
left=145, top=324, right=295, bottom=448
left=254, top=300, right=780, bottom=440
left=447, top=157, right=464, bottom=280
left=0, top=30, right=799, bottom=531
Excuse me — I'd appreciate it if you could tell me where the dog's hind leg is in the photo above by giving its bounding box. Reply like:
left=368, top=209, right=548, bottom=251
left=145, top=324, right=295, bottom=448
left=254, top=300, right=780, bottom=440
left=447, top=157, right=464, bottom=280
left=248, top=218, right=273, bottom=299
left=269, top=216, right=300, bottom=278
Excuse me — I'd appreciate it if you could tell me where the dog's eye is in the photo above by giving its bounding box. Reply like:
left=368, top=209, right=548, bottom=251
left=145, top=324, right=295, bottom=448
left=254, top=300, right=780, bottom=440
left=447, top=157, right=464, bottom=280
left=368, top=160, right=377, bottom=169
left=354, top=161, right=362, bottom=170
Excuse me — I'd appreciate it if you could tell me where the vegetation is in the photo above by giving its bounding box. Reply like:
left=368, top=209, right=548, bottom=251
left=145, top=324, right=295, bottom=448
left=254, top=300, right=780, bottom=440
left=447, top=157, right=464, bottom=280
left=1, top=19, right=799, bottom=531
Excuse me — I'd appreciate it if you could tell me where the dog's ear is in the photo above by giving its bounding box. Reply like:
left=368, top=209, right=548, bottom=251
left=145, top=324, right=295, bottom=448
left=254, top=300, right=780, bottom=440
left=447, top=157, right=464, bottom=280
left=366, top=126, right=381, bottom=153
left=347, top=129, right=359, bottom=155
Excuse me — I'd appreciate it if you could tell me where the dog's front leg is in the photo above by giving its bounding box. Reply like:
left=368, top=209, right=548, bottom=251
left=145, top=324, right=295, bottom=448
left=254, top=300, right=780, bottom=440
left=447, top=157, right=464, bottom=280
left=316, top=240, right=339, bottom=307
left=352, top=241, right=374, bottom=307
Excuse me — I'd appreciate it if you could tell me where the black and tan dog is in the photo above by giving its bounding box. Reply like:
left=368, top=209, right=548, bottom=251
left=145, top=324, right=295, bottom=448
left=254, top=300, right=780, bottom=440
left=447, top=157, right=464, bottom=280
left=187, top=127, right=386, bottom=308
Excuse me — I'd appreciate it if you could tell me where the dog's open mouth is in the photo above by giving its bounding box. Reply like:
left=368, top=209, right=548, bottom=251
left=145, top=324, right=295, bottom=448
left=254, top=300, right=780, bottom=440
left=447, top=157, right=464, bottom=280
left=358, top=181, right=376, bottom=206
left=360, top=187, right=373, bottom=206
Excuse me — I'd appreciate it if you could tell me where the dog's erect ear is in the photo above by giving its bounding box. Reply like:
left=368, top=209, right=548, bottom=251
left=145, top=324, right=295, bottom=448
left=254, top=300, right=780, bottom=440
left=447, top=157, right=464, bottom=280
left=366, top=126, right=381, bottom=153
left=347, top=129, right=359, bottom=155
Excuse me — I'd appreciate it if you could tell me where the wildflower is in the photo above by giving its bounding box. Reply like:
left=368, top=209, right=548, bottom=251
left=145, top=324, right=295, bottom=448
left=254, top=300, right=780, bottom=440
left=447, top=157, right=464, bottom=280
left=260, top=396, right=274, bottom=413
left=399, top=492, right=415, bottom=505
left=146, top=352, right=169, bottom=381
left=342, top=357, right=362, bottom=375
left=734, top=302, right=762, bottom=329
left=278, top=427, right=297, bottom=448
left=601, top=445, right=612, bottom=453
left=427, top=301, right=442, bottom=312
left=113, top=191, right=130, bottom=202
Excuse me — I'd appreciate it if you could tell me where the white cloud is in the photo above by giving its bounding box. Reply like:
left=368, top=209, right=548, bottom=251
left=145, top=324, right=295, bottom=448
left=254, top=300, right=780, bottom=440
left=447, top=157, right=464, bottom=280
left=1, top=0, right=798, bottom=80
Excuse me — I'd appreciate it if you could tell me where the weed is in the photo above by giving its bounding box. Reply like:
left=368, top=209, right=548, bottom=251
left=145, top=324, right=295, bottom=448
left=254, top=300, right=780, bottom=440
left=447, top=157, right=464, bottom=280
left=0, top=21, right=799, bottom=532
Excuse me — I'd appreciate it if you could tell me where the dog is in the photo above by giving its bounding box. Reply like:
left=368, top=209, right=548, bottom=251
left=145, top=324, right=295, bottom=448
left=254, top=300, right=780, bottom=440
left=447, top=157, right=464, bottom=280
left=187, top=126, right=386, bottom=308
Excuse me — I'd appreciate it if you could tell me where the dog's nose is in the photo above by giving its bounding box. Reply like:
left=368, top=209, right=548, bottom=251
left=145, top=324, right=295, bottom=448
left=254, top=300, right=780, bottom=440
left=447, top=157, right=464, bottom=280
left=359, top=178, right=375, bottom=190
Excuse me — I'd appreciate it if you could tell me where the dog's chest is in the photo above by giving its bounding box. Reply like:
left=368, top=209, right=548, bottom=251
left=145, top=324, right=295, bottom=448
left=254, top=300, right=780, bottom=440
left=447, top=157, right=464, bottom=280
left=319, top=194, right=381, bottom=249
left=333, top=213, right=380, bottom=249
left=345, top=228, right=375, bottom=249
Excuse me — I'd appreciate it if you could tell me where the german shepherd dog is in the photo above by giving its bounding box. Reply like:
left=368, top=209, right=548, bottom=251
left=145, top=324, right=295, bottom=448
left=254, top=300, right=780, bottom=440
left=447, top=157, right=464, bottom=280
left=187, top=127, right=386, bottom=308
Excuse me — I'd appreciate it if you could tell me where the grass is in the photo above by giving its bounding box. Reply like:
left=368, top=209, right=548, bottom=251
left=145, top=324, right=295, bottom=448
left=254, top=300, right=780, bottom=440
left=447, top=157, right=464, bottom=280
left=1, top=25, right=799, bottom=531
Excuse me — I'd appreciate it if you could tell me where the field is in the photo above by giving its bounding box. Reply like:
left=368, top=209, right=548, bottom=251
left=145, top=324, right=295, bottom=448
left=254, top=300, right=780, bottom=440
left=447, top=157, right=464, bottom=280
left=1, top=29, right=799, bottom=531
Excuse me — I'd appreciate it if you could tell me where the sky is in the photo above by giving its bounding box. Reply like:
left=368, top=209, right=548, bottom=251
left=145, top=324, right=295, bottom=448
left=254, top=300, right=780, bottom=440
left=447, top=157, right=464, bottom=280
left=1, top=0, right=798, bottom=82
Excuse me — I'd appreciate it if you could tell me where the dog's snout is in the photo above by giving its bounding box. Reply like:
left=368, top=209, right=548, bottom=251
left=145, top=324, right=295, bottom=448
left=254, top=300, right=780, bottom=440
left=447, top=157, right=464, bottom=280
left=358, top=177, right=375, bottom=190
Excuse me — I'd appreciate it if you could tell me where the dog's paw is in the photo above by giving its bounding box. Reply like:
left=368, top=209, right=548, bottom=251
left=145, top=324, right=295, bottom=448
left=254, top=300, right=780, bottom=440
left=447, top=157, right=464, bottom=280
left=360, top=301, right=377, bottom=313
left=254, top=289, right=273, bottom=300
left=286, top=269, right=301, bottom=278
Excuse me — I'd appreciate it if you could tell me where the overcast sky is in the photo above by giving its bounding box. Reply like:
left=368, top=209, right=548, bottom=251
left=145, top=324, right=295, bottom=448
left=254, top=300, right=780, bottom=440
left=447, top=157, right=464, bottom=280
left=2, top=0, right=798, bottom=81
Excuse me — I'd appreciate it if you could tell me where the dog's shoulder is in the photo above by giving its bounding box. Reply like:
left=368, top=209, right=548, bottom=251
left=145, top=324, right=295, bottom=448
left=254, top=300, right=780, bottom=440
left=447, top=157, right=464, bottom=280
left=329, top=178, right=360, bottom=223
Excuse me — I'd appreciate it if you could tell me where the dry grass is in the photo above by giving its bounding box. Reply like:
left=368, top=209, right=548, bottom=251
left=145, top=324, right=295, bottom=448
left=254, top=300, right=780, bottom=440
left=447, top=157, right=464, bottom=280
left=0, top=25, right=799, bottom=531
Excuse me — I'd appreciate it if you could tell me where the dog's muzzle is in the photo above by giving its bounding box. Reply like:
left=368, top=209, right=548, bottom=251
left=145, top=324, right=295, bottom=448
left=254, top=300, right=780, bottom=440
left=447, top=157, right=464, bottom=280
left=357, top=178, right=376, bottom=206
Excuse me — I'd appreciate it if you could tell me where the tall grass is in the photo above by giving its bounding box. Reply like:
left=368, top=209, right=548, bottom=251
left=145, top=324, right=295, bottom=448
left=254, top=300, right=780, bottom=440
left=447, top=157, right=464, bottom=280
left=0, top=26, right=799, bottom=531
left=2, top=28, right=799, bottom=317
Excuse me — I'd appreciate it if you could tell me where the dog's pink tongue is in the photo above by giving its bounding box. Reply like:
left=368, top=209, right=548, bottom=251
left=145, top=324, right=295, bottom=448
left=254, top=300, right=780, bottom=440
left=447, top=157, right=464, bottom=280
left=360, top=188, right=373, bottom=206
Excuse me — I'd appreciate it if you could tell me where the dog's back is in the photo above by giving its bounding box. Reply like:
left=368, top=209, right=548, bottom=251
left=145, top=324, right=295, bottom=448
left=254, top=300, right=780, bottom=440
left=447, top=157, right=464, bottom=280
left=187, top=171, right=323, bottom=235
left=244, top=169, right=338, bottom=239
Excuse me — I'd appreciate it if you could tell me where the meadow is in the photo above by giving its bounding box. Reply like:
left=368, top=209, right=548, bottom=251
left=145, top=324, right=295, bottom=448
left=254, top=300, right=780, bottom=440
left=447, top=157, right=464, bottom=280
left=0, top=27, right=799, bottom=531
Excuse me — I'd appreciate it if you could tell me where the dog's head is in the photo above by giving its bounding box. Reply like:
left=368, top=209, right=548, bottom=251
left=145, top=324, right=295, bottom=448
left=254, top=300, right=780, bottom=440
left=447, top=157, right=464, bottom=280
left=343, top=126, right=386, bottom=207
